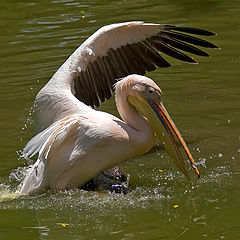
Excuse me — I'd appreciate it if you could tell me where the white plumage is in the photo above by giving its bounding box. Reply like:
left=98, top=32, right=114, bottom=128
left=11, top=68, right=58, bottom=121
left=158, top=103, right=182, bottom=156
left=20, top=21, right=218, bottom=195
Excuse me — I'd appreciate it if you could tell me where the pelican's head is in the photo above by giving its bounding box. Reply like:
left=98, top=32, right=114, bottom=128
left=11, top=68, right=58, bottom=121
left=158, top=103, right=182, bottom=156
left=123, top=74, right=199, bottom=179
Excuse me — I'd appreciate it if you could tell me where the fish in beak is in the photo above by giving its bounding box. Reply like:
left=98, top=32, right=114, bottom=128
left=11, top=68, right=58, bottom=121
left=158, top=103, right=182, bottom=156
left=128, top=95, right=200, bottom=180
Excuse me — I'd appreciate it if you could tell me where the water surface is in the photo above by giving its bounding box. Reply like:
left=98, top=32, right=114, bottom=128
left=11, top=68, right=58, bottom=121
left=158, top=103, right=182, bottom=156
left=0, top=0, right=240, bottom=239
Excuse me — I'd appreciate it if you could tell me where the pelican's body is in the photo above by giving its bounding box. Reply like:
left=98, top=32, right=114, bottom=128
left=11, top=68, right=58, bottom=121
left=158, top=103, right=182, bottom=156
left=19, top=22, right=218, bottom=195
left=21, top=76, right=157, bottom=194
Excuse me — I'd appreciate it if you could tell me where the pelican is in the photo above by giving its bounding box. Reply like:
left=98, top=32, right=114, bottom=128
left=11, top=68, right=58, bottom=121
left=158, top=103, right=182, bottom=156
left=19, top=21, right=218, bottom=195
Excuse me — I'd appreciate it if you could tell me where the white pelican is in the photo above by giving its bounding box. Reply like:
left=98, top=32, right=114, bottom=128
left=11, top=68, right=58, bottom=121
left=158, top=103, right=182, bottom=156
left=19, top=21, right=218, bottom=195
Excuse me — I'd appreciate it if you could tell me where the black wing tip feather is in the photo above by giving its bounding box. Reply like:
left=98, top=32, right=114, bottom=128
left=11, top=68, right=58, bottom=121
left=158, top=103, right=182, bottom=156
left=163, top=25, right=220, bottom=49
left=147, top=38, right=199, bottom=64
left=161, top=31, right=219, bottom=49
left=164, top=24, right=217, bottom=36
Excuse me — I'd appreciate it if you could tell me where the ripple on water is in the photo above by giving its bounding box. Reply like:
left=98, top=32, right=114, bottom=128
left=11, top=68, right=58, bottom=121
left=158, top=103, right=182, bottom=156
left=0, top=156, right=235, bottom=221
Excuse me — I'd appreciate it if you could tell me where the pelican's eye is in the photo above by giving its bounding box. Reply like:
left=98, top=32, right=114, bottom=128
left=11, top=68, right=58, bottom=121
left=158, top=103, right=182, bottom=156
left=148, top=88, right=154, bottom=94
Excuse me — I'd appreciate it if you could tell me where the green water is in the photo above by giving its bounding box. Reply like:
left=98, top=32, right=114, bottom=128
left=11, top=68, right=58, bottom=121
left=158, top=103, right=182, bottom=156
left=0, top=0, right=240, bottom=239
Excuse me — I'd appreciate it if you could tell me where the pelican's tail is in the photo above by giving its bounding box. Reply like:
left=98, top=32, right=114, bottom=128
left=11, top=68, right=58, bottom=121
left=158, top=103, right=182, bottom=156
left=22, top=116, right=78, bottom=161
left=20, top=115, right=80, bottom=195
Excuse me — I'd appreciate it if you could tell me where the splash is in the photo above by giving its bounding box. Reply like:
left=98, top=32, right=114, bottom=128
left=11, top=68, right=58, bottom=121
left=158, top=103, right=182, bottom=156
left=193, top=158, right=207, bottom=169
left=0, top=165, right=31, bottom=203
left=0, top=184, right=20, bottom=203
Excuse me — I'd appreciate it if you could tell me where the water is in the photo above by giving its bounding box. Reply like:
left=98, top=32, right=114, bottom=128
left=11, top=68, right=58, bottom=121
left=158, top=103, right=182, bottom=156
left=0, top=0, right=240, bottom=239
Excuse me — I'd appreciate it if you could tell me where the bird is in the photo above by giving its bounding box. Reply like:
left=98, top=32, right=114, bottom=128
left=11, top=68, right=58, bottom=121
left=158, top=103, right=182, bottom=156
left=19, top=21, right=218, bottom=195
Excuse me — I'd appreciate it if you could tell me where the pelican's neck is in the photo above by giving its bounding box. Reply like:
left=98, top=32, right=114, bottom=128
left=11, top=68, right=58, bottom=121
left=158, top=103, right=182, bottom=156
left=115, top=80, right=156, bottom=157
left=115, top=85, right=150, bottom=133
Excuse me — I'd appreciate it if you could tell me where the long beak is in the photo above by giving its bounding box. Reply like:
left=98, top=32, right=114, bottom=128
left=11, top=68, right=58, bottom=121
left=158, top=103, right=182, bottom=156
left=128, top=95, right=200, bottom=179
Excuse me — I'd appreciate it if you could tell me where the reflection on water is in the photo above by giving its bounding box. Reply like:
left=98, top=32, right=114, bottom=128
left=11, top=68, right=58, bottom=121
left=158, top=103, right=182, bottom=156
left=0, top=0, right=240, bottom=239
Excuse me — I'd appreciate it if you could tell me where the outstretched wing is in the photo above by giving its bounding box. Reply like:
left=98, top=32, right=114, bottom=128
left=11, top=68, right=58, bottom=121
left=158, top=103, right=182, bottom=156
left=50, top=21, right=219, bottom=108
